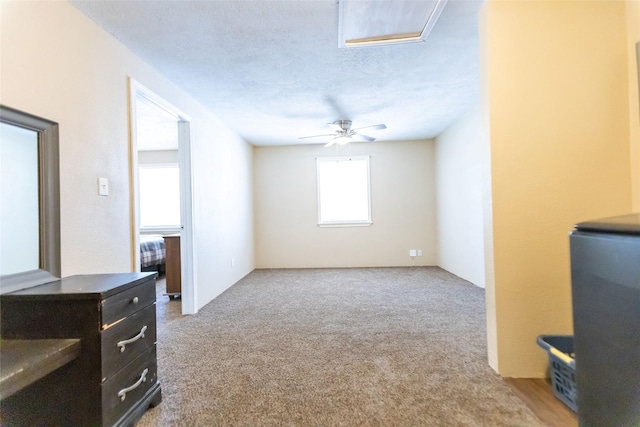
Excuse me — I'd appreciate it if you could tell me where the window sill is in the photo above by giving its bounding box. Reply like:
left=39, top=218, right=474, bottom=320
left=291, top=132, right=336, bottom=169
left=140, top=226, right=181, bottom=234
left=317, top=222, right=373, bottom=228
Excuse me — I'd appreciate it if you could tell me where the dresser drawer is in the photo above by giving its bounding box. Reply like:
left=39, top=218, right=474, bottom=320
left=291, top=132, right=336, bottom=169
left=101, top=279, right=155, bottom=328
left=101, top=303, right=157, bottom=380
left=102, top=345, right=158, bottom=427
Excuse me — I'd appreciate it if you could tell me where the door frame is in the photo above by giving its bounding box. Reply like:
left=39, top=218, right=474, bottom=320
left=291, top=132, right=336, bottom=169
left=128, top=78, right=197, bottom=314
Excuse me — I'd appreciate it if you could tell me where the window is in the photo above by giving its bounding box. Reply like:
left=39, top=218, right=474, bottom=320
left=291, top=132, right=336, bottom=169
left=139, top=164, right=181, bottom=230
left=316, top=156, right=371, bottom=226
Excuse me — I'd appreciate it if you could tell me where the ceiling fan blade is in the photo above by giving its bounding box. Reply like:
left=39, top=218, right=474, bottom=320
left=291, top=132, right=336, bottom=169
left=352, top=133, right=375, bottom=142
left=324, top=138, right=337, bottom=148
left=352, top=123, right=387, bottom=132
left=298, top=133, right=338, bottom=139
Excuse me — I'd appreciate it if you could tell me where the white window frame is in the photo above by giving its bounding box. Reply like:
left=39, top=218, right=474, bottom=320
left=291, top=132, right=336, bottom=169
left=138, top=163, right=181, bottom=233
left=316, top=156, right=372, bottom=227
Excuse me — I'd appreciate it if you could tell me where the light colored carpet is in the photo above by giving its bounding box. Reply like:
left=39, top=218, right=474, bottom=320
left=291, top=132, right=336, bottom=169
left=155, top=277, right=184, bottom=326
left=138, top=267, right=543, bottom=426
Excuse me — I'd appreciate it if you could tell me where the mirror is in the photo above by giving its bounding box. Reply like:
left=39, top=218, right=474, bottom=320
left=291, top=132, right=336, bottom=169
left=1, top=123, right=40, bottom=273
left=0, top=105, right=60, bottom=294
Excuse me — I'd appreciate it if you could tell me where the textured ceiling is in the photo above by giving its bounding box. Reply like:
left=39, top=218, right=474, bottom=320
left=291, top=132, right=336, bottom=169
left=70, top=0, right=482, bottom=147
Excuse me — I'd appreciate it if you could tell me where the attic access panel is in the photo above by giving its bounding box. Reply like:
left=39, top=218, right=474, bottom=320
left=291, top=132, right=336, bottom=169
left=338, top=0, right=448, bottom=48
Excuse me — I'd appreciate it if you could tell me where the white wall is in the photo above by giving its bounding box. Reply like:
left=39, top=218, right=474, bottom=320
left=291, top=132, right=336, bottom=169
left=0, top=1, right=254, bottom=311
left=191, top=118, right=254, bottom=307
left=435, top=107, right=485, bottom=287
left=254, top=140, right=436, bottom=268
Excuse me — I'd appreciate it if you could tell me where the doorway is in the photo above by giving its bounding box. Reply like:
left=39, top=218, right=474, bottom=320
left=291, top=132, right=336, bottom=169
left=129, top=79, right=196, bottom=315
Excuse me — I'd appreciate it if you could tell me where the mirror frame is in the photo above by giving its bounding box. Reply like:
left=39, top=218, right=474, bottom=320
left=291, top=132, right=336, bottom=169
left=0, top=105, right=60, bottom=294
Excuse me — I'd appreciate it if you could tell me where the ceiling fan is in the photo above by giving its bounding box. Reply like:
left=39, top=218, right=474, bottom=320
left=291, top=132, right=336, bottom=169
left=299, top=120, right=387, bottom=147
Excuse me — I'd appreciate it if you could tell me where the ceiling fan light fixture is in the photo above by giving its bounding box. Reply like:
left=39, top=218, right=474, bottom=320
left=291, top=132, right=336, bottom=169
left=300, top=119, right=386, bottom=147
left=335, top=135, right=352, bottom=145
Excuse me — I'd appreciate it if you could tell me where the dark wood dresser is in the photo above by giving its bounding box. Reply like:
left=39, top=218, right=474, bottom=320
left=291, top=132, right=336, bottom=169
left=0, top=272, right=161, bottom=426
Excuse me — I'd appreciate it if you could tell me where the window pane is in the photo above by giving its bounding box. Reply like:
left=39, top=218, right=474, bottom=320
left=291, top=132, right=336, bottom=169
left=139, top=166, right=180, bottom=228
left=317, top=157, right=370, bottom=224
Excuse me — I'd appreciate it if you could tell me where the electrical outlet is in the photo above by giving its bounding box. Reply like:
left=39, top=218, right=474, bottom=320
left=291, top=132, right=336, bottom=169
left=409, top=249, right=417, bottom=257
left=417, top=249, right=423, bottom=256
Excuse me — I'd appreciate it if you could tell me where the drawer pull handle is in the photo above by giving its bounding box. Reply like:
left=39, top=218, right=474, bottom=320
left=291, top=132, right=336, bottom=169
left=132, top=296, right=139, bottom=304
left=117, top=325, right=147, bottom=353
left=117, top=368, right=148, bottom=402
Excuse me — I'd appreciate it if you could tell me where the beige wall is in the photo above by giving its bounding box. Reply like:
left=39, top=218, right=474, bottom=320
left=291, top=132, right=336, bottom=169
left=1, top=1, right=254, bottom=311
left=435, top=107, right=485, bottom=287
left=628, top=0, right=640, bottom=211
left=482, top=0, right=633, bottom=376
left=254, top=141, right=436, bottom=268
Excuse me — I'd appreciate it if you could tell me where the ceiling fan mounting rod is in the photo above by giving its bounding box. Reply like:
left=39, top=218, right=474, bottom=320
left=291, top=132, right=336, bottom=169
left=334, top=119, right=352, bottom=130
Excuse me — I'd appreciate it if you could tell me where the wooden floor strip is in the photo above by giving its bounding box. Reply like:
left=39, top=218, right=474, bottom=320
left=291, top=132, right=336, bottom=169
left=505, top=378, right=578, bottom=427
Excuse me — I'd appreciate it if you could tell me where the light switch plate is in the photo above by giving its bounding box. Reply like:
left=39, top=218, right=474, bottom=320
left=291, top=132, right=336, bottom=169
left=98, top=177, right=109, bottom=196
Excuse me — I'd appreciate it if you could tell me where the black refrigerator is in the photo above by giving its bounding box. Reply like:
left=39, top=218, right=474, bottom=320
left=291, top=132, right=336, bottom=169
left=570, top=214, right=640, bottom=426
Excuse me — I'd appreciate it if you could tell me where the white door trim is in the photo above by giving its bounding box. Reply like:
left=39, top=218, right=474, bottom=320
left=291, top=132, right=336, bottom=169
left=128, top=78, right=197, bottom=315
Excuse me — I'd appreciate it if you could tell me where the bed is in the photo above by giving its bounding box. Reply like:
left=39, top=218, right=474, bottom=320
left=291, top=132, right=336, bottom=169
left=140, top=234, right=166, bottom=274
